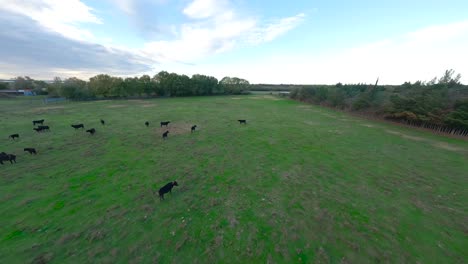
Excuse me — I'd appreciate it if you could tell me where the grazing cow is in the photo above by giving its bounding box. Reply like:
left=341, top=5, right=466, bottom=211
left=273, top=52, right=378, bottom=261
left=33, top=119, right=45, bottom=125
left=100, top=119, right=105, bottom=125
left=86, top=128, right=96, bottom=135
left=9, top=134, right=19, bottom=140
left=145, top=121, right=149, bottom=127
left=158, top=181, right=179, bottom=200
left=238, top=119, right=247, bottom=125
left=38, top=125, right=50, bottom=132
left=160, top=121, right=171, bottom=127
left=162, top=131, right=169, bottom=139
left=0, top=152, right=6, bottom=164
left=0, top=152, right=16, bottom=164
left=24, top=148, right=37, bottom=155
left=191, top=125, right=197, bottom=133
left=71, top=124, right=84, bottom=130
left=33, top=127, right=43, bottom=133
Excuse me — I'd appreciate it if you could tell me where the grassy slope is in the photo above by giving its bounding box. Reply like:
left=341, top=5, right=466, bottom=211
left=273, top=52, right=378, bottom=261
left=0, top=96, right=467, bottom=263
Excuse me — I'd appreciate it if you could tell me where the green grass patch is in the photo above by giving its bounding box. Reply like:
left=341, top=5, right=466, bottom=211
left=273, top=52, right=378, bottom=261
left=0, top=96, right=467, bottom=263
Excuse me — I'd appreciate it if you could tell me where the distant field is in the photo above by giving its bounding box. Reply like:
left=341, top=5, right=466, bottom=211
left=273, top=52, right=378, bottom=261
left=1, top=95, right=467, bottom=263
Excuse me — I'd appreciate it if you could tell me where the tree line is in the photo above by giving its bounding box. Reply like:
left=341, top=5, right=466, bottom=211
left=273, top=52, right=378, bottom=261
left=3, top=69, right=467, bottom=136
left=289, top=70, right=468, bottom=136
left=2, top=72, right=250, bottom=99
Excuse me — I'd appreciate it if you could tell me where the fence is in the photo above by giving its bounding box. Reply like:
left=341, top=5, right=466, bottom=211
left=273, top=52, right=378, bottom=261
left=43, top=97, right=67, bottom=104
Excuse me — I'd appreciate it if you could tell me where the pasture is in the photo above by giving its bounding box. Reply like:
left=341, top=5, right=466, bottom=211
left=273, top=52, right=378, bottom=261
left=1, top=95, right=467, bottom=263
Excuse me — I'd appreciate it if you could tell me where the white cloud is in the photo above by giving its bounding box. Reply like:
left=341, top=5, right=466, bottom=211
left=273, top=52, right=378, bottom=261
left=142, top=0, right=306, bottom=63
left=0, top=0, right=101, bottom=41
left=111, top=0, right=136, bottom=14
left=247, top=13, right=306, bottom=44
left=157, top=20, right=468, bottom=85
left=109, top=0, right=169, bottom=15
left=242, top=20, right=468, bottom=84
left=0, top=10, right=154, bottom=80
left=183, top=0, right=229, bottom=19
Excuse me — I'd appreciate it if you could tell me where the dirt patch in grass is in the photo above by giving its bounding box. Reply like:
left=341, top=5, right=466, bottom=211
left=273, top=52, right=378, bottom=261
left=57, top=232, right=81, bottom=245
left=231, top=97, right=242, bottom=100
left=385, top=130, right=466, bottom=153
left=156, top=122, right=194, bottom=136
left=432, top=142, right=467, bottom=153
left=322, top=113, right=337, bottom=119
left=32, top=252, right=53, bottom=264
left=141, top=104, right=156, bottom=108
left=385, top=130, right=426, bottom=141
left=361, top=124, right=375, bottom=128
left=297, top=105, right=312, bottom=109
left=30, top=106, right=65, bottom=112
left=228, top=215, right=239, bottom=228
left=304, top=121, right=318, bottom=126
left=107, top=105, right=126, bottom=108
left=328, top=129, right=343, bottom=135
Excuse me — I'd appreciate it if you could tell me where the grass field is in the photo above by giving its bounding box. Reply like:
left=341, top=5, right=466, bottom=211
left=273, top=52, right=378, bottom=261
left=1, top=95, right=467, bottom=263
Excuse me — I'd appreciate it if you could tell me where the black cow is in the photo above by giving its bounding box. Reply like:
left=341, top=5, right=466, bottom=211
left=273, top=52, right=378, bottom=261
left=86, top=128, right=96, bottom=135
left=145, top=121, right=149, bottom=127
left=191, top=125, right=197, bottom=133
left=100, top=119, right=105, bottom=125
left=33, top=127, right=43, bottom=133
left=160, top=121, right=171, bottom=127
left=24, top=148, right=37, bottom=155
left=0, top=152, right=16, bottom=164
left=158, top=181, right=179, bottom=200
left=162, top=131, right=169, bottom=139
left=238, top=119, right=247, bottom=124
left=33, top=119, right=44, bottom=125
left=9, top=134, right=19, bottom=140
left=38, top=125, right=50, bottom=132
left=71, top=124, right=84, bottom=130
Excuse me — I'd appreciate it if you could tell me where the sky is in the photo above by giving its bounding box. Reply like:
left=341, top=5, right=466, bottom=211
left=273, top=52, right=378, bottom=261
left=0, top=0, right=467, bottom=84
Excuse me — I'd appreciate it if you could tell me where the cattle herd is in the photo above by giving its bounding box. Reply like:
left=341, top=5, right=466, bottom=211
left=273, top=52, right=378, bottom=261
left=3, top=118, right=248, bottom=199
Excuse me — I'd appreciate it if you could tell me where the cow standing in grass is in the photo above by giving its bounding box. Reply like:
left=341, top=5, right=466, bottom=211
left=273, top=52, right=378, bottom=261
left=0, top=152, right=16, bottom=164
left=145, top=121, right=149, bottom=127
left=86, top=128, right=96, bottom=135
left=9, top=134, right=19, bottom=140
left=38, top=125, right=50, bottom=132
left=24, top=148, right=37, bottom=155
left=162, top=131, right=169, bottom=140
left=158, top=181, right=179, bottom=200
left=160, top=121, right=170, bottom=127
left=33, top=119, right=44, bottom=126
left=191, top=125, right=197, bottom=133
left=238, top=120, right=247, bottom=125
left=100, top=119, right=105, bottom=125
left=71, top=124, right=84, bottom=130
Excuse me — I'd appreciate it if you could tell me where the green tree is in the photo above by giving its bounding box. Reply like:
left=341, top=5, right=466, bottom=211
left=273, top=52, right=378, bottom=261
left=109, top=77, right=125, bottom=97
left=444, top=100, right=468, bottom=130
left=124, top=77, right=139, bottom=96
left=89, top=74, right=114, bottom=97
left=61, top=77, right=88, bottom=99
left=152, top=71, right=170, bottom=96
left=438, top=69, right=461, bottom=87
left=0, top=82, right=9, bottom=90
left=47, top=77, right=62, bottom=97
left=220, top=77, right=250, bottom=94
left=191, top=74, right=218, bottom=95
left=139, top=75, right=153, bottom=96
left=13, top=76, right=34, bottom=90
